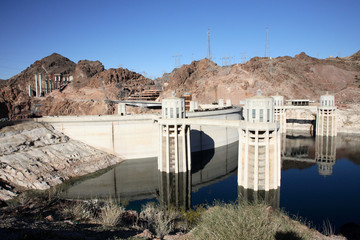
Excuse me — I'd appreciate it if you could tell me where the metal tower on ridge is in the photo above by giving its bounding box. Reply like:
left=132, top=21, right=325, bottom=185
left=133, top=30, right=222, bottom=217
left=265, top=27, right=273, bottom=73
left=207, top=28, right=212, bottom=61
left=173, top=54, right=182, bottom=68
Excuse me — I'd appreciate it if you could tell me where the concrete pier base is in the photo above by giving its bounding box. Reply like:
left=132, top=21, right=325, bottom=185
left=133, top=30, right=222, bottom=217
left=117, top=103, right=126, bottom=116
left=35, top=74, right=38, bottom=97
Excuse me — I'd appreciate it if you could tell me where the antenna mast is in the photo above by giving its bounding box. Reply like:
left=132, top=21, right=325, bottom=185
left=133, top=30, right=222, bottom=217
left=207, top=28, right=212, bottom=61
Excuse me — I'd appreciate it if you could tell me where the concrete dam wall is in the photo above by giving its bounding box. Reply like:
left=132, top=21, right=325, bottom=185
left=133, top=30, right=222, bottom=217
left=36, top=108, right=241, bottom=160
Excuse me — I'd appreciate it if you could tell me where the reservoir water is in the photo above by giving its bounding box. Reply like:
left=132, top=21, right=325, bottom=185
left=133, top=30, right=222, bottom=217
left=62, top=133, right=360, bottom=232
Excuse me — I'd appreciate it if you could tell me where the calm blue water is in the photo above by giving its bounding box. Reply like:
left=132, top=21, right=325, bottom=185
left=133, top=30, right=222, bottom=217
left=281, top=158, right=360, bottom=231
left=62, top=134, right=360, bottom=232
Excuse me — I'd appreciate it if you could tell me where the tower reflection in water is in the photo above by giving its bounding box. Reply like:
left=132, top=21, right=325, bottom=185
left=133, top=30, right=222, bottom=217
left=61, top=134, right=338, bottom=211
left=158, top=172, right=191, bottom=209
left=281, top=134, right=337, bottom=177
left=316, top=136, right=336, bottom=177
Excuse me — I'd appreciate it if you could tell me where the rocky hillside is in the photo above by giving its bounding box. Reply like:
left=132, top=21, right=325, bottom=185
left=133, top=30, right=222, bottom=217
left=0, top=53, right=155, bottom=119
left=1, top=50, right=360, bottom=119
left=159, top=51, right=360, bottom=105
left=0, top=121, right=122, bottom=201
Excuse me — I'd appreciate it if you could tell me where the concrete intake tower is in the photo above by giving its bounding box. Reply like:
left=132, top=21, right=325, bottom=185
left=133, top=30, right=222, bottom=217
left=238, top=91, right=281, bottom=192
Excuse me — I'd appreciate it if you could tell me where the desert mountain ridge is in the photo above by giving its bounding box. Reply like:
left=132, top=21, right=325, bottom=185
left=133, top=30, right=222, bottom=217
left=0, top=53, right=155, bottom=119
left=159, top=51, right=360, bottom=105
left=1, top=50, right=360, bottom=119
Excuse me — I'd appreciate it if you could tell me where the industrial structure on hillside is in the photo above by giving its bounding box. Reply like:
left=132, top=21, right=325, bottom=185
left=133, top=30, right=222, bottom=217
left=29, top=73, right=73, bottom=97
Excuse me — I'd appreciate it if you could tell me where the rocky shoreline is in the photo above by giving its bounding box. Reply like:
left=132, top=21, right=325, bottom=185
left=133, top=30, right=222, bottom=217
left=0, top=121, right=123, bottom=201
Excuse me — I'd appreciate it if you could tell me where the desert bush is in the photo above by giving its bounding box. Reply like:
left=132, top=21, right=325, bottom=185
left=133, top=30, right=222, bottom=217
left=97, top=199, right=125, bottom=227
left=192, top=201, right=314, bottom=240
left=181, top=204, right=206, bottom=230
left=62, top=201, right=94, bottom=222
left=139, top=202, right=181, bottom=239
left=321, top=219, right=334, bottom=236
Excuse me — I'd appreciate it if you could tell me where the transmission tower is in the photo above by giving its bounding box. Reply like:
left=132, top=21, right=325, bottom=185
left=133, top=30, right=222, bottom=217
left=240, top=52, right=248, bottom=63
left=264, top=27, right=273, bottom=73
left=221, top=56, right=232, bottom=66
left=173, top=54, right=182, bottom=68
left=207, top=28, right=212, bottom=61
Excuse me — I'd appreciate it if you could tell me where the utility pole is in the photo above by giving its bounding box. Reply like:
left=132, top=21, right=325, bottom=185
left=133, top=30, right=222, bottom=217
left=265, top=27, right=273, bottom=73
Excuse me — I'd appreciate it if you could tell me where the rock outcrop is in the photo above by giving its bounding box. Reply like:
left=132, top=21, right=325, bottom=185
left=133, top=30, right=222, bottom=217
left=0, top=53, right=155, bottom=119
left=159, top=51, right=360, bottom=105
left=0, top=121, right=122, bottom=201
left=72, top=60, right=105, bottom=89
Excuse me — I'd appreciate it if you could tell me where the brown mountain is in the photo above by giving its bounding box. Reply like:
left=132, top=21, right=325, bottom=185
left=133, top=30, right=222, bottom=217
left=1, top=50, right=359, bottom=119
left=0, top=53, right=154, bottom=119
left=160, top=51, right=360, bottom=105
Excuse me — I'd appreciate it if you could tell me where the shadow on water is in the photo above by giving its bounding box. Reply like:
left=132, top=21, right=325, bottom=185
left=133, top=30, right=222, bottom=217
left=190, top=129, right=215, bottom=174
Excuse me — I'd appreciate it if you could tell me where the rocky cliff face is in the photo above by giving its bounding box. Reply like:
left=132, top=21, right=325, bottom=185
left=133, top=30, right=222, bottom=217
left=0, top=121, right=122, bottom=201
left=72, top=60, right=105, bottom=89
left=0, top=53, right=154, bottom=119
left=7, top=53, right=76, bottom=91
left=1, top=51, right=360, bottom=119
left=159, top=51, right=360, bottom=105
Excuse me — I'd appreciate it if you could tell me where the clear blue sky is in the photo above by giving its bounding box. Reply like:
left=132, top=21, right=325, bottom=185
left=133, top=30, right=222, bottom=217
left=0, top=0, right=359, bottom=80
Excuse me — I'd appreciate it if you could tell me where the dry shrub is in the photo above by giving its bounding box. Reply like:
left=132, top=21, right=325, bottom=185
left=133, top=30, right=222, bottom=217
left=140, top=202, right=181, bottom=239
left=62, top=201, right=94, bottom=222
left=181, top=205, right=206, bottom=230
left=192, top=202, right=315, bottom=240
left=322, top=219, right=335, bottom=236
left=97, top=200, right=125, bottom=227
